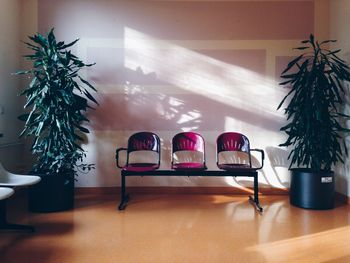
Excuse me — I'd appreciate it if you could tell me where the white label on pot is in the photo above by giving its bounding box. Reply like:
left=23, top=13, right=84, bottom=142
left=321, top=177, right=333, bottom=183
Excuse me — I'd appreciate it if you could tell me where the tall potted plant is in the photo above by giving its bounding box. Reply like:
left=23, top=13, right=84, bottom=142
left=16, top=29, right=98, bottom=212
left=278, top=34, right=350, bottom=209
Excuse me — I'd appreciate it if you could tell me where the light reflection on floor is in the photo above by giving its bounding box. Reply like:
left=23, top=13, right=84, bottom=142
left=1, top=194, right=350, bottom=263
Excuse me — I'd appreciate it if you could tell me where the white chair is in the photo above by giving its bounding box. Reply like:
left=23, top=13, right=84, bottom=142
left=0, top=163, right=41, bottom=187
left=0, top=187, right=14, bottom=200
left=0, top=162, right=41, bottom=232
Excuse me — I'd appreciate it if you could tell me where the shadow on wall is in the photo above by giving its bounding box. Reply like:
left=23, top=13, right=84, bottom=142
left=87, top=27, right=286, bottom=133
left=0, top=143, right=28, bottom=173
left=89, top=67, right=283, bottom=133
left=237, top=154, right=270, bottom=188
left=333, top=81, right=350, bottom=195
left=82, top=28, right=289, bottom=187
left=223, top=153, right=269, bottom=189
left=265, top=146, right=290, bottom=188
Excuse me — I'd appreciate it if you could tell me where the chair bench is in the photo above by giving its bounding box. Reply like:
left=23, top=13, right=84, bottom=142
left=116, top=132, right=264, bottom=213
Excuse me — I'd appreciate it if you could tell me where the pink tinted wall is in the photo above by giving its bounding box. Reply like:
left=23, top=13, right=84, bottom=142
left=36, top=0, right=320, bottom=187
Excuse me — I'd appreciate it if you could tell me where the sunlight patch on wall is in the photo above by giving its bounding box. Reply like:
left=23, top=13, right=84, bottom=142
left=123, top=27, right=286, bottom=123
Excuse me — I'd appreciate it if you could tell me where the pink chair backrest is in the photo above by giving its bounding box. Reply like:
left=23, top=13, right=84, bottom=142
left=172, top=132, right=205, bottom=153
left=127, top=132, right=160, bottom=153
left=217, top=132, right=250, bottom=154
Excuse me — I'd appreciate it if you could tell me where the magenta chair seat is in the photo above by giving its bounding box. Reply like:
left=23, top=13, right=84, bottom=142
left=172, top=162, right=207, bottom=171
left=122, top=163, right=159, bottom=172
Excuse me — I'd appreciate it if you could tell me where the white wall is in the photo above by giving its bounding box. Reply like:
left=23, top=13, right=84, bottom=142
left=34, top=0, right=326, bottom=188
left=0, top=0, right=23, bottom=171
left=0, top=0, right=22, bottom=143
left=3, top=0, right=349, bottom=195
left=330, top=0, right=350, bottom=197
left=0, top=0, right=37, bottom=171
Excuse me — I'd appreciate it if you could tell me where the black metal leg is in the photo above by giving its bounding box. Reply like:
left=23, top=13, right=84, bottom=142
left=249, top=172, right=263, bottom=213
left=118, top=173, right=129, bottom=210
left=0, top=200, right=35, bottom=232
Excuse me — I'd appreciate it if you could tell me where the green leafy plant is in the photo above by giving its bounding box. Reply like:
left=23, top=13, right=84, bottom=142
left=16, top=29, right=98, bottom=176
left=278, top=34, right=350, bottom=171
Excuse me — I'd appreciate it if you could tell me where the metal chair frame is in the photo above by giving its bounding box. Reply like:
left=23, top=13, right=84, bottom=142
left=116, top=132, right=161, bottom=171
left=116, top=132, right=264, bottom=213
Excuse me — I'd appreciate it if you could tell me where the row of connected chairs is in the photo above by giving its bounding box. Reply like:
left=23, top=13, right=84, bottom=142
left=0, top=163, right=40, bottom=232
left=116, top=131, right=264, bottom=172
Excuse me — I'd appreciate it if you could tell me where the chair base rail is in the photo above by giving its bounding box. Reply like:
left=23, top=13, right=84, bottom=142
left=118, top=170, right=263, bottom=213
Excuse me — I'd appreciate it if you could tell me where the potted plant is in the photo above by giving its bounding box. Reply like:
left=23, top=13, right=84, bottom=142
left=278, top=34, right=350, bottom=209
left=16, top=29, right=98, bottom=212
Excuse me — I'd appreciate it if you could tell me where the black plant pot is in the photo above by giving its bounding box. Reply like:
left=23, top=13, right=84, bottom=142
left=29, top=172, right=74, bottom=213
left=290, top=168, right=334, bottom=210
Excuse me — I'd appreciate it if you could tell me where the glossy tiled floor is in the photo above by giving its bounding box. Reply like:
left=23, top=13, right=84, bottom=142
left=1, top=194, right=350, bottom=263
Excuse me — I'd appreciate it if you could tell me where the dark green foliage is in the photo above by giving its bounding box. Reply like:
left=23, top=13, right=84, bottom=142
left=16, top=29, right=97, bottom=176
left=278, top=34, right=350, bottom=171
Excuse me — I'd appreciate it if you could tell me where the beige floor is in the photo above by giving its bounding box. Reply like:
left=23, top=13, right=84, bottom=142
left=1, top=194, right=350, bottom=263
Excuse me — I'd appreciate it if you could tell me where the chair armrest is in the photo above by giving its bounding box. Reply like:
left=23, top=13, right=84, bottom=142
left=250, top=148, right=265, bottom=170
left=115, top=148, right=127, bottom=169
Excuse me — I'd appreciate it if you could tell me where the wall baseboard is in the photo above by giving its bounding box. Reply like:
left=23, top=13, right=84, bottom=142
left=75, top=187, right=350, bottom=204
left=11, top=187, right=349, bottom=204
left=75, top=186, right=289, bottom=196
left=335, top=192, right=350, bottom=205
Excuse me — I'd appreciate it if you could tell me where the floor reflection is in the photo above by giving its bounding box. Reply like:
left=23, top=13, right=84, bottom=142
left=1, top=194, right=349, bottom=263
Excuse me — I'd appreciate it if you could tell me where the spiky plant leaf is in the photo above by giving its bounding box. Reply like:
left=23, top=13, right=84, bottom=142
left=278, top=34, right=350, bottom=171
left=16, top=29, right=98, bottom=176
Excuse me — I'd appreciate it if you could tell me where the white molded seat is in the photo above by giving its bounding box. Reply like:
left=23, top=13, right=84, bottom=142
left=0, top=187, right=14, bottom=201
left=0, top=163, right=41, bottom=187
left=0, top=162, right=41, bottom=232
